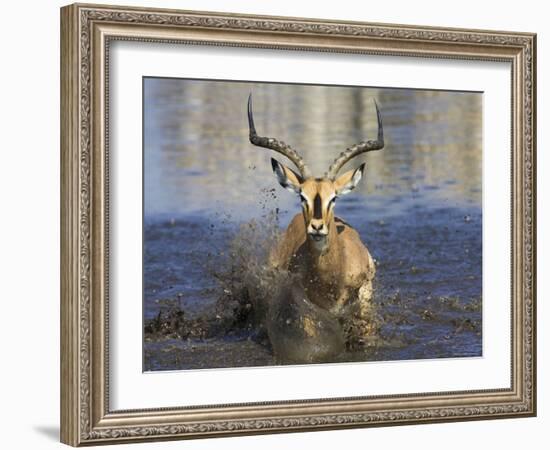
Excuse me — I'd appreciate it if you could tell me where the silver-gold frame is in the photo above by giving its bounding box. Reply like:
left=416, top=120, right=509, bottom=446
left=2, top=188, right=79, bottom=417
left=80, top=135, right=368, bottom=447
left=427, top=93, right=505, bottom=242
left=60, top=3, right=536, bottom=446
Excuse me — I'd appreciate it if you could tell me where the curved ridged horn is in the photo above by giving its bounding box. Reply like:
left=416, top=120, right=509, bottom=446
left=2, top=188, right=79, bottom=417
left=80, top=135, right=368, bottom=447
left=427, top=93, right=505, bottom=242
left=247, top=94, right=311, bottom=179
left=326, top=100, right=384, bottom=179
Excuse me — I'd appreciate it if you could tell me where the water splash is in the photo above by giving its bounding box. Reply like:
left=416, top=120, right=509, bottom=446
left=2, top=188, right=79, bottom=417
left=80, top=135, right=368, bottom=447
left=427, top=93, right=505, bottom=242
left=208, top=207, right=385, bottom=363
left=143, top=203, right=482, bottom=370
left=209, top=209, right=286, bottom=338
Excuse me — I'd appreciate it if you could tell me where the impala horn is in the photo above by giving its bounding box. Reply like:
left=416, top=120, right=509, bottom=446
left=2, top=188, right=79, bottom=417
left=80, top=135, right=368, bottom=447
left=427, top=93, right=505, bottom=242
left=247, top=94, right=311, bottom=179
left=326, top=100, right=384, bottom=179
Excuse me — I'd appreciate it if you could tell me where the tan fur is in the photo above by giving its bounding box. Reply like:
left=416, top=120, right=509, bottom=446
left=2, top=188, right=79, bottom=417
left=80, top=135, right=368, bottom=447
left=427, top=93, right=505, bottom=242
left=280, top=165, right=302, bottom=187
left=333, top=168, right=358, bottom=193
left=268, top=159, right=376, bottom=343
left=269, top=212, right=375, bottom=314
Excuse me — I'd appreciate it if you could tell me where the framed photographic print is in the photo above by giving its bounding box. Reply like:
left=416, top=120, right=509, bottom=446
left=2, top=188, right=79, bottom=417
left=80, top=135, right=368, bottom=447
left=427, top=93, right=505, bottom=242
left=60, top=3, right=536, bottom=446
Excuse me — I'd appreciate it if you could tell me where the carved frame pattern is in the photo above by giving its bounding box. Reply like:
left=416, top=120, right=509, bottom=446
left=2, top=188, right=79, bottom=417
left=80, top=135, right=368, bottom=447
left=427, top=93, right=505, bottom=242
left=60, top=3, right=536, bottom=446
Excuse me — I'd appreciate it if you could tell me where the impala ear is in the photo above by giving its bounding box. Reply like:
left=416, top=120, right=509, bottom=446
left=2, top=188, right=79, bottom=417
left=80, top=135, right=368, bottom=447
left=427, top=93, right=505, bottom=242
left=271, top=158, right=303, bottom=194
left=334, top=163, right=365, bottom=196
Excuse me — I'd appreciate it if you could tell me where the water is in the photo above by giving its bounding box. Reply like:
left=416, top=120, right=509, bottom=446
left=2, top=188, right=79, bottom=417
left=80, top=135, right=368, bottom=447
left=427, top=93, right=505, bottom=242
left=143, top=78, right=482, bottom=371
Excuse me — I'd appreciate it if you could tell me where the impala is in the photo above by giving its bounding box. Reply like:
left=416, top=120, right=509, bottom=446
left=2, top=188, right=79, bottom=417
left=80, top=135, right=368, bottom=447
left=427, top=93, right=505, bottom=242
left=247, top=94, right=384, bottom=359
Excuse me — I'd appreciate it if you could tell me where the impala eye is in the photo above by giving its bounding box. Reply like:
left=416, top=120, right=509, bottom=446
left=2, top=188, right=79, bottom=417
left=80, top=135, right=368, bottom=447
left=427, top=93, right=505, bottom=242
left=328, top=196, right=337, bottom=207
left=299, top=193, right=308, bottom=204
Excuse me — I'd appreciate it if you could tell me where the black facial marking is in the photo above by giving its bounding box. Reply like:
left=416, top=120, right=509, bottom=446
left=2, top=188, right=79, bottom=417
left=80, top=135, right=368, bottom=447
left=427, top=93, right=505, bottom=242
left=313, top=193, right=322, bottom=219
left=335, top=217, right=351, bottom=227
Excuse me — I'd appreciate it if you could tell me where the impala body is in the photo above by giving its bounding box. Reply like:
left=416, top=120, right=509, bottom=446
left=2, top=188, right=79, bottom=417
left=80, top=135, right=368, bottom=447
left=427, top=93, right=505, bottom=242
left=247, top=94, right=384, bottom=360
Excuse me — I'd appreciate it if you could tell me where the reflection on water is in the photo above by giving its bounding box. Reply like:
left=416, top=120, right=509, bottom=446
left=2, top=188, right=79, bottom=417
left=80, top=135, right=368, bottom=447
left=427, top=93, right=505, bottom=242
left=143, top=78, right=482, bottom=371
left=145, top=78, right=481, bottom=220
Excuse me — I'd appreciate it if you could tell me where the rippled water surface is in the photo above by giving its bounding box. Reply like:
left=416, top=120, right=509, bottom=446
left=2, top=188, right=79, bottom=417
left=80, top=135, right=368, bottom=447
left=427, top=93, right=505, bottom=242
left=143, top=78, right=482, bottom=371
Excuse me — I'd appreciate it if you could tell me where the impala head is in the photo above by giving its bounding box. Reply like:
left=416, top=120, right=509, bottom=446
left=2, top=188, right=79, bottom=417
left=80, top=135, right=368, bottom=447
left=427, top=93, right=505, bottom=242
left=247, top=94, right=384, bottom=251
left=270, top=159, right=366, bottom=250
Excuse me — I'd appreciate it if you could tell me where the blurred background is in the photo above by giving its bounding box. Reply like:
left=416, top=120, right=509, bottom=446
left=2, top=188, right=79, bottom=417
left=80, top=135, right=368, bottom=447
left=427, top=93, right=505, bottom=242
left=144, top=78, right=481, bottom=220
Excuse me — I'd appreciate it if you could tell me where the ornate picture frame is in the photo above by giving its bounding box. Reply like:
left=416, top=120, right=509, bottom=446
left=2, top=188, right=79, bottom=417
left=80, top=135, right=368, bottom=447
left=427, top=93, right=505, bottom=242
left=60, top=3, right=536, bottom=446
